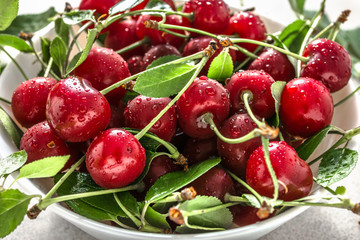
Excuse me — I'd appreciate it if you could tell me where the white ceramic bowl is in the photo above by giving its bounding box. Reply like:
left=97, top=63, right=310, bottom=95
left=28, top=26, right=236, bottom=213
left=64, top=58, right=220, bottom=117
left=1, top=4, right=360, bottom=240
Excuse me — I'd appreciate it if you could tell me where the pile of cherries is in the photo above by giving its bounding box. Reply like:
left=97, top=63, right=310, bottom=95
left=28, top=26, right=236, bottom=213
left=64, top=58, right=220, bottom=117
left=11, top=0, right=352, bottom=230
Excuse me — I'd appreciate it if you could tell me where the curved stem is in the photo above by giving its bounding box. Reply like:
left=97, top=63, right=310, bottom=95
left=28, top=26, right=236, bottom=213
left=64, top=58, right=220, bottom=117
left=160, top=23, right=218, bottom=38
left=44, top=57, right=53, bottom=78
left=261, top=136, right=279, bottom=201
left=313, top=23, right=334, bottom=40
left=234, top=45, right=263, bottom=72
left=113, top=193, right=141, bottom=227
left=112, top=218, right=137, bottom=231
left=161, top=28, right=188, bottom=39
left=70, top=26, right=83, bottom=51
left=116, top=37, right=150, bottom=55
left=334, top=85, right=360, bottom=108
left=242, top=91, right=264, bottom=128
left=230, top=45, right=258, bottom=59
left=0, top=97, right=11, bottom=104
left=0, top=46, right=28, bottom=80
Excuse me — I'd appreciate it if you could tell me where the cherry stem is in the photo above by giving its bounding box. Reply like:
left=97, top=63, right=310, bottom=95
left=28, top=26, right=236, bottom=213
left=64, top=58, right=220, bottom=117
left=113, top=193, right=142, bottom=227
left=43, top=57, right=54, bottom=78
left=241, top=91, right=265, bottom=128
left=334, top=85, right=360, bottom=108
left=70, top=26, right=83, bottom=51
left=0, top=97, right=11, bottom=105
left=0, top=46, right=28, bottom=81
left=295, top=0, right=326, bottom=77
left=328, top=10, right=351, bottom=41
left=161, top=28, right=189, bottom=39
left=112, top=217, right=137, bottom=231
left=234, top=45, right=263, bottom=72
left=230, top=45, right=258, bottom=59
left=116, top=37, right=150, bottom=55
left=160, top=23, right=218, bottom=38
left=182, top=202, right=239, bottom=217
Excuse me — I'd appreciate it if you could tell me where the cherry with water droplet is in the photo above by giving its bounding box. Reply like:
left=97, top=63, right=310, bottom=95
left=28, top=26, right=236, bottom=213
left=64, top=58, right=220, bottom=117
left=142, top=44, right=181, bottom=68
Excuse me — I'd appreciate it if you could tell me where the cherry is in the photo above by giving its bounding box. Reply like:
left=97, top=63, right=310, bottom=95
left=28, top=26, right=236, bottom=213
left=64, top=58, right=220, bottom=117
left=248, top=48, right=295, bottom=82
left=20, top=121, right=75, bottom=171
left=46, top=76, right=111, bottom=142
left=176, top=76, right=230, bottom=139
left=73, top=47, right=130, bottom=103
left=142, top=44, right=181, bottom=68
left=246, top=141, right=313, bottom=201
left=124, top=95, right=177, bottom=142
left=225, top=70, right=275, bottom=118
left=86, top=128, right=146, bottom=189
left=217, top=113, right=261, bottom=178
left=182, top=0, right=230, bottom=35
left=126, top=55, right=145, bottom=75
left=182, top=137, right=218, bottom=165
left=108, top=99, right=126, bottom=129
left=279, top=77, right=334, bottom=138
left=230, top=205, right=275, bottom=227
left=130, top=0, right=176, bottom=13
left=79, top=0, right=119, bottom=16
left=300, top=38, right=351, bottom=93
left=11, top=77, right=57, bottom=128
left=225, top=11, right=267, bottom=62
left=189, top=166, right=235, bottom=202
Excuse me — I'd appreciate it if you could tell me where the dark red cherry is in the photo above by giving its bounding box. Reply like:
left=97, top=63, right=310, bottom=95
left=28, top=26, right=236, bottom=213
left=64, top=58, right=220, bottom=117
left=217, top=113, right=261, bottom=178
left=182, top=0, right=230, bottom=35
left=246, top=141, right=313, bottom=201
left=108, top=99, right=126, bottom=128
left=79, top=0, right=120, bottom=15
left=11, top=77, right=57, bottom=128
left=279, top=77, right=334, bottom=138
left=182, top=137, right=218, bottom=165
left=177, top=76, right=230, bottom=139
left=73, top=47, right=130, bottom=103
left=230, top=205, right=275, bottom=227
left=126, top=55, right=145, bottom=75
left=86, top=128, right=146, bottom=189
left=142, top=44, right=181, bottom=68
left=226, top=70, right=275, bottom=118
left=248, top=48, right=295, bottom=82
left=20, top=121, right=75, bottom=171
left=300, top=38, right=351, bottom=92
left=225, top=11, right=267, bottom=62
left=46, top=76, right=111, bottom=142
left=190, top=166, right=235, bottom=202
left=124, top=95, right=177, bottom=142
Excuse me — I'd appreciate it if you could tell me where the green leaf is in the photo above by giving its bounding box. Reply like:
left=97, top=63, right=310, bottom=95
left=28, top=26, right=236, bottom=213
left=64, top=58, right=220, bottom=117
left=242, top=194, right=261, bottom=208
left=66, top=29, right=97, bottom=75
left=0, top=150, right=27, bottom=176
left=335, top=186, right=347, bottom=195
left=0, top=106, right=21, bottom=148
left=145, top=157, right=221, bottom=202
left=288, top=0, right=306, bottom=14
left=0, top=0, right=19, bottom=31
left=125, top=128, right=162, bottom=152
left=109, top=0, right=145, bottom=16
left=63, top=10, right=95, bottom=25
left=50, top=36, right=67, bottom=73
left=1, top=7, right=57, bottom=36
left=207, top=47, right=233, bottom=82
left=296, top=125, right=337, bottom=160
left=270, top=81, right=286, bottom=127
left=55, top=18, right=69, bottom=46
left=40, top=37, right=51, bottom=62
left=0, top=34, right=33, bottom=52
left=122, top=90, right=139, bottom=104
left=17, top=155, right=70, bottom=180
left=317, top=148, right=358, bottom=187
left=278, top=19, right=309, bottom=53
left=139, top=203, right=170, bottom=229
left=146, top=55, right=181, bottom=70
left=145, top=0, right=172, bottom=11
left=134, top=151, right=164, bottom=184
left=0, top=189, right=33, bottom=238
left=116, top=192, right=140, bottom=216
left=134, top=63, right=196, bottom=98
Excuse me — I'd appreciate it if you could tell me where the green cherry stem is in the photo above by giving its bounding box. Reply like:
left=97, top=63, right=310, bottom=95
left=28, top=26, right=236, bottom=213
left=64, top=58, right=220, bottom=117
left=0, top=46, right=28, bottom=81
left=334, top=85, right=360, bottom=108
left=112, top=217, right=137, bottom=231
left=44, top=57, right=54, bottom=78
left=234, top=45, right=263, bottom=72
left=0, top=97, right=11, bottom=104
left=328, top=10, right=351, bottom=41
left=159, top=23, right=218, bottom=38
left=261, top=136, right=279, bottom=201
left=182, top=202, right=239, bottom=217
left=113, top=193, right=142, bottom=227
left=230, top=45, right=258, bottom=59
left=70, top=26, right=83, bottom=52
left=241, top=91, right=264, bottom=128
left=116, top=37, right=150, bottom=55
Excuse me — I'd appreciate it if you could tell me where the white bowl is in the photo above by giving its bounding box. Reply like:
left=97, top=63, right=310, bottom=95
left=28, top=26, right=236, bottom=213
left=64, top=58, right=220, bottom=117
left=1, top=4, right=360, bottom=240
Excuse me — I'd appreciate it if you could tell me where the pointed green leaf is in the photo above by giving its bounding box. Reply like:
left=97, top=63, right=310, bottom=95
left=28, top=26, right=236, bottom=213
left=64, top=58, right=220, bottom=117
left=0, top=34, right=33, bottom=52
left=63, top=10, right=95, bottom=25
left=0, top=150, right=27, bottom=176
left=50, top=36, right=67, bottom=73
left=288, top=0, right=306, bottom=14
left=242, top=194, right=261, bottom=208
left=278, top=19, right=309, bottom=53
left=207, top=47, right=233, bottom=82
left=0, top=0, right=19, bottom=31
left=109, top=0, right=145, bottom=16
left=270, top=81, right=286, bottom=127
left=40, top=37, right=51, bottom=62
left=54, top=18, right=69, bottom=46
left=0, top=106, right=21, bottom=148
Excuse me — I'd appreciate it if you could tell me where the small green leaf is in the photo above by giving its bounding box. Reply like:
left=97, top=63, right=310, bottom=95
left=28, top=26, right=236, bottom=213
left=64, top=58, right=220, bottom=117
left=317, top=148, right=358, bottom=187
left=40, top=37, right=51, bottom=62
left=145, top=0, right=172, bottom=11
left=278, top=19, right=309, bottom=53
left=288, top=0, right=306, bottom=14
left=335, top=186, right=347, bottom=195
left=17, top=155, right=70, bottom=180
left=0, top=0, right=19, bottom=31
left=0, top=34, right=33, bottom=52
left=0, top=189, right=33, bottom=238
left=270, top=81, right=286, bottom=127
left=116, top=192, right=140, bottom=216
left=109, top=0, right=145, bottom=16
left=0, top=106, right=21, bottom=148
left=134, top=63, right=196, bottom=98
left=145, top=158, right=221, bottom=202
left=296, top=125, right=337, bottom=160
left=50, top=36, right=67, bottom=73
left=207, top=47, right=233, bottom=82
left=146, top=55, right=181, bottom=70
left=0, top=150, right=27, bottom=176
left=63, top=10, right=95, bottom=25
left=55, top=18, right=69, bottom=46
left=66, top=29, right=97, bottom=75
left=242, top=194, right=261, bottom=208
left=1, top=7, right=57, bottom=36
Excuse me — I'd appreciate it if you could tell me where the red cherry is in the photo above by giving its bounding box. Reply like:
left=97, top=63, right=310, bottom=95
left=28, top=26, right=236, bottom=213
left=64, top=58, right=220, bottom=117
left=301, top=38, right=351, bottom=92
left=246, top=141, right=313, bottom=201
left=79, top=0, right=120, bottom=15
left=130, top=0, right=176, bottom=12
left=279, top=77, right=334, bottom=138
left=86, top=128, right=146, bottom=189
left=226, top=70, right=275, bottom=118
left=217, top=113, right=261, bottom=178
left=182, top=0, right=230, bottom=35
left=124, top=95, right=177, bottom=142
left=46, top=76, right=111, bottom=142
left=182, top=137, right=218, bottom=165
left=248, top=48, right=295, bottom=82
left=73, top=47, right=130, bottom=103
left=177, top=76, right=230, bottom=139
left=230, top=205, right=276, bottom=227
left=142, top=44, right=181, bottom=68
left=126, top=55, right=145, bottom=75
left=11, top=77, right=57, bottom=128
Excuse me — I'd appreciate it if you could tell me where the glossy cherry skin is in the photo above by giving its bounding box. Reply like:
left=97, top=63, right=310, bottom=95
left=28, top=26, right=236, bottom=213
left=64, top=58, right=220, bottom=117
left=301, top=38, right=351, bottom=93
left=11, top=77, right=57, bottom=128
left=190, top=166, right=235, bottom=202
left=226, top=70, right=275, bottom=118
left=127, top=55, right=145, bottom=75
left=46, top=76, right=111, bottom=142
left=217, top=113, right=262, bottom=178
left=130, top=0, right=176, bottom=12
left=279, top=77, right=334, bottom=138
left=79, top=0, right=119, bottom=15
left=142, top=44, right=181, bottom=68
left=86, top=128, right=146, bottom=189
left=20, top=121, right=75, bottom=171
left=177, top=76, right=230, bottom=139
left=124, top=95, right=177, bottom=142
left=225, top=11, right=267, bottom=62
left=246, top=141, right=313, bottom=201
left=183, top=137, right=218, bottom=165
left=73, top=47, right=130, bottom=103
left=248, top=48, right=295, bottom=82
left=182, top=0, right=230, bottom=35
